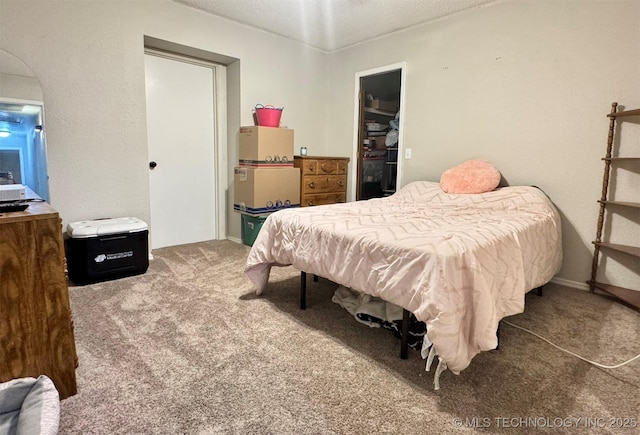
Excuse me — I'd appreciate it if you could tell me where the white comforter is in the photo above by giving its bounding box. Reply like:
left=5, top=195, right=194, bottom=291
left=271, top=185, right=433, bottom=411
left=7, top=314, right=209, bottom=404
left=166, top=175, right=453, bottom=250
left=245, top=181, right=562, bottom=374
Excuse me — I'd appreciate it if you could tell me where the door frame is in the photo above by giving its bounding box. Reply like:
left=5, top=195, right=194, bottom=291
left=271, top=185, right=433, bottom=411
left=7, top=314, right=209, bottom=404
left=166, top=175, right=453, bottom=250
left=351, top=62, right=406, bottom=201
left=144, top=48, right=228, bottom=242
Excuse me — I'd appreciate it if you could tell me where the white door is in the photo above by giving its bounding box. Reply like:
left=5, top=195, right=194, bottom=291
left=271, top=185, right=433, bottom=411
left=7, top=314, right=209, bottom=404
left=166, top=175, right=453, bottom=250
left=145, top=53, right=217, bottom=249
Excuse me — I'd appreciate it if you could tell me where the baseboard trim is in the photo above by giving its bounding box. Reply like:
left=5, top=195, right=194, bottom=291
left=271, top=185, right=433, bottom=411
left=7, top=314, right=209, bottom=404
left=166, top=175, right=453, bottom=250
left=550, top=277, right=590, bottom=291
left=227, top=236, right=243, bottom=245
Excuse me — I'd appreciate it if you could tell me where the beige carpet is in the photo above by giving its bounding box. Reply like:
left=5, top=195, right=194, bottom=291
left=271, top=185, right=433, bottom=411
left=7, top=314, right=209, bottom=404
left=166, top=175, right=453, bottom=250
left=59, top=240, right=640, bottom=434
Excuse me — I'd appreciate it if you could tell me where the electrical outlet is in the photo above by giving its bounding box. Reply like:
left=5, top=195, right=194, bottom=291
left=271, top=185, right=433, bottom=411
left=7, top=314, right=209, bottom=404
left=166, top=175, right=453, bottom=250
left=405, top=148, right=412, bottom=159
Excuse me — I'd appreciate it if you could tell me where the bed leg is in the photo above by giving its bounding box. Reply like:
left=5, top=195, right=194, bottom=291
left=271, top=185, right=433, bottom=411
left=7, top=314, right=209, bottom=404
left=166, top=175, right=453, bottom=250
left=496, top=321, right=501, bottom=350
left=536, top=286, right=543, bottom=296
left=300, top=271, right=307, bottom=310
left=400, top=309, right=410, bottom=359
left=313, top=274, right=318, bottom=282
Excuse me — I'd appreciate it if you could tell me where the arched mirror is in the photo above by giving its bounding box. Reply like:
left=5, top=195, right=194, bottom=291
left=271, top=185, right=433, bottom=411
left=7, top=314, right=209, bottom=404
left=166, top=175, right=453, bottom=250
left=0, top=49, right=49, bottom=201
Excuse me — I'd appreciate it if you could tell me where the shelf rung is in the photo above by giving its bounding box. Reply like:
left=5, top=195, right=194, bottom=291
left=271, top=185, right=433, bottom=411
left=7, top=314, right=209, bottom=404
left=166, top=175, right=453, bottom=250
left=602, top=157, right=640, bottom=161
left=593, top=241, right=640, bottom=258
left=607, top=108, right=640, bottom=118
left=589, top=281, right=640, bottom=309
left=599, top=200, right=640, bottom=209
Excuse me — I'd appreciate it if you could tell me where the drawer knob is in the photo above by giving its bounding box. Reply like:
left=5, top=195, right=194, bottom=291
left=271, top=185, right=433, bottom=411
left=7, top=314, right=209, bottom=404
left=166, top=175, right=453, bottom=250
left=307, top=200, right=314, bottom=206
left=308, top=181, right=315, bottom=189
left=337, top=180, right=344, bottom=186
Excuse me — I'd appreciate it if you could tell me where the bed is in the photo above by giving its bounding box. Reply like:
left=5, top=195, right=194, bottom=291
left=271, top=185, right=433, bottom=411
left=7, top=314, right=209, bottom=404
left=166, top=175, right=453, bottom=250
left=245, top=179, right=562, bottom=387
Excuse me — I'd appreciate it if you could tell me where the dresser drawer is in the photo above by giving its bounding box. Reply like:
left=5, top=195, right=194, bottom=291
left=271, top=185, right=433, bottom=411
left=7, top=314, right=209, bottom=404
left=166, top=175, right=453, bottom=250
left=299, top=158, right=348, bottom=176
left=301, top=175, right=347, bottom=195
left=294, top=156, right=350, bottom=207
left=301, top=193, right=346, bottom=207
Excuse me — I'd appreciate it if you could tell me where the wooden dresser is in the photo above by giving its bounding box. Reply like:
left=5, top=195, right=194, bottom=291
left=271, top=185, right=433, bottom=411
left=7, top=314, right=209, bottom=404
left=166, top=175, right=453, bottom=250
left=0, top=201, right=78, bottom=399
left=294, top=156, right=350, bottom=207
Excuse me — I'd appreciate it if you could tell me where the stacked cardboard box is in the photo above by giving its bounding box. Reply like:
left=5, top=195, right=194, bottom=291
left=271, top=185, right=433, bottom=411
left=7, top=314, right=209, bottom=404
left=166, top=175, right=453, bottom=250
left=237, top=126, right=295, bottom=168
left=234, top=126, right=300, bottom=246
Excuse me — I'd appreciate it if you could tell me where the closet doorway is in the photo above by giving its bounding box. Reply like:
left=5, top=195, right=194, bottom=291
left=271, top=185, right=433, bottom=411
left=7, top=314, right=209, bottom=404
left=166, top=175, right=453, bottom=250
left=353, top=63, right=405, bottom=201
left=144, top=49, right=225, bottom=249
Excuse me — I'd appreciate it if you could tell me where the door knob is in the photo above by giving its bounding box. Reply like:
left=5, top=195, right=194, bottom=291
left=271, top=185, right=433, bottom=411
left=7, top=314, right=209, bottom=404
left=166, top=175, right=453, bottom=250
left=149, top=161, right=157, bottom=170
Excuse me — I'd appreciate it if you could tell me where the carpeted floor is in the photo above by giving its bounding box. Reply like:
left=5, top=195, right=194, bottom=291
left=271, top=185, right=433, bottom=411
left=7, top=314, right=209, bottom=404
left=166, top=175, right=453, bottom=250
left=59, top=240, right=640, bottom=434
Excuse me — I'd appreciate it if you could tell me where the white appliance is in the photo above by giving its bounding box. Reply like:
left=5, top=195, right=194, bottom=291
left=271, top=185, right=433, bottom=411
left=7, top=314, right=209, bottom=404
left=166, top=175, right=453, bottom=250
left=0, top=184, right=26, bottom=202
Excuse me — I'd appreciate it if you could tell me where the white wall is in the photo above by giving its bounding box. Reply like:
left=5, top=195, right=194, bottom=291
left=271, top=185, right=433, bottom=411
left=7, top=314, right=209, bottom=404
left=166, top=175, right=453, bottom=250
left=326, top=0, right=640, bottom=287
left=0, top=50, right=43, bottom=101
left=1, top=0, right=638, bottom=289
left=0, top=0, right=328, bottom=241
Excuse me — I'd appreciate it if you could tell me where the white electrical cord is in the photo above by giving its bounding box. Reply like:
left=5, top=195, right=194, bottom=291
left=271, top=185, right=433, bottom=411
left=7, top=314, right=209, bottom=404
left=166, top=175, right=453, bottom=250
left=503, top=320, right=640, bottom=369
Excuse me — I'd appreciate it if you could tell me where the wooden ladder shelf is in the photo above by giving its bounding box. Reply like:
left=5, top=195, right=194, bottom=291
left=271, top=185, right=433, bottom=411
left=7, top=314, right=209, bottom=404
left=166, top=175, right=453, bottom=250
left=588, top=102, right=640, bottom=309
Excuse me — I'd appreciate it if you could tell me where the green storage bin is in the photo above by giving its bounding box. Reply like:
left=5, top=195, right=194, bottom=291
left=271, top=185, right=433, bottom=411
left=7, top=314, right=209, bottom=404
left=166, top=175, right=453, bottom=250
left=241, top=214, right=268, bottom=247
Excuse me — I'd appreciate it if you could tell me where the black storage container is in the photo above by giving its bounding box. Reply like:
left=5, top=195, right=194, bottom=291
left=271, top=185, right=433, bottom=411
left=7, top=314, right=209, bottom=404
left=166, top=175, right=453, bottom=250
left=65, top=217, right=149, bottom=285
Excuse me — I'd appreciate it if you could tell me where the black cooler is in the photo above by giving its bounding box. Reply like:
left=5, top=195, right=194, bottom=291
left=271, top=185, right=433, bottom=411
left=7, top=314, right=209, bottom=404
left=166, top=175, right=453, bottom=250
left=65, top=217, right=149, bottom=285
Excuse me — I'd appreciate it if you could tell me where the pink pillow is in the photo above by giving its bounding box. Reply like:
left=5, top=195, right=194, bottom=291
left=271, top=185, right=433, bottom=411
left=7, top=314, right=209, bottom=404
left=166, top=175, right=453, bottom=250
left=440, top=159, right=501, bottom=194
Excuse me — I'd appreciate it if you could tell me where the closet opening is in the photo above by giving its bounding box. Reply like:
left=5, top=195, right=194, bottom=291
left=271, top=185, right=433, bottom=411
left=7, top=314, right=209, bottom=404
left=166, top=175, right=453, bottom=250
left=353, top=64, right=404, bottom=201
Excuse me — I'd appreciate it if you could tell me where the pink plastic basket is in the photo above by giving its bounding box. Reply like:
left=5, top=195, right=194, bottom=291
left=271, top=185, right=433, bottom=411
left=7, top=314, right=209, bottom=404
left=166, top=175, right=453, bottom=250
left=254, top=104, right=283, bottom=127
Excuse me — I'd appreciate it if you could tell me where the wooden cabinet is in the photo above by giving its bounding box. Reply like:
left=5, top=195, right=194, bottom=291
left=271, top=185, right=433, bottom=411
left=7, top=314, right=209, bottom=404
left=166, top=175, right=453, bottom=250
left=588, top=102, right=640, bottom=309
left=294, top=156, right=350, bottom=207
left=0, top=202, right=78, bottom=399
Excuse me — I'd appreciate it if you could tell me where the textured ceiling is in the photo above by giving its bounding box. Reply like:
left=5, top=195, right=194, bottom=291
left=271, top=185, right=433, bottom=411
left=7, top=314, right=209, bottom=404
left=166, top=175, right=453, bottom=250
left=173, top=0, right=495, bottom=52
